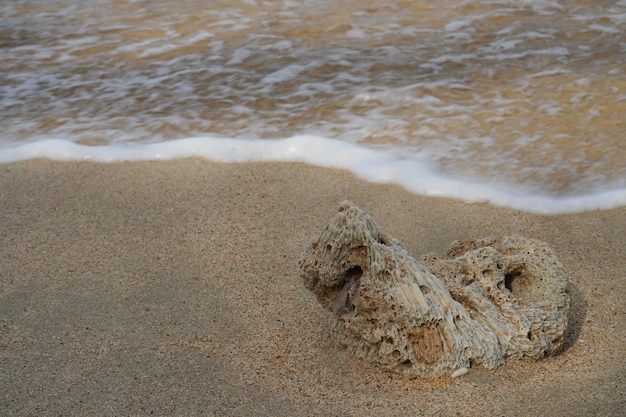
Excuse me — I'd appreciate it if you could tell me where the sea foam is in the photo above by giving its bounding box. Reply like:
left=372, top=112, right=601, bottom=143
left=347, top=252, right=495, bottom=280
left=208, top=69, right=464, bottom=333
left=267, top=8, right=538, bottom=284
left=1, top=136, right=624, bottom=215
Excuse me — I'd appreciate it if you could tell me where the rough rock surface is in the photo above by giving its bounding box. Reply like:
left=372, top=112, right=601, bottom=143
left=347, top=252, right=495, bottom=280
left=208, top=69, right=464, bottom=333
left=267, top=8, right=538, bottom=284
left=300, top=201, right=570, bottom=378
left=422, top=236, right=570, bottom=361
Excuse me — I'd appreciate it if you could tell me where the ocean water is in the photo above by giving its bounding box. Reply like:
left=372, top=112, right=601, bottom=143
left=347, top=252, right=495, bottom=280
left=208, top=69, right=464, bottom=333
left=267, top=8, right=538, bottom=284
left=1, top=0, right=625, bottom=214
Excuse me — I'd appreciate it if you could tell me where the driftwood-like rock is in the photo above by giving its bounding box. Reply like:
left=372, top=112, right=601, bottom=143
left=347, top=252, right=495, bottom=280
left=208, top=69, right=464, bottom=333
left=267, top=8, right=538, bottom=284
left=300, top=201, right=570, bottom=378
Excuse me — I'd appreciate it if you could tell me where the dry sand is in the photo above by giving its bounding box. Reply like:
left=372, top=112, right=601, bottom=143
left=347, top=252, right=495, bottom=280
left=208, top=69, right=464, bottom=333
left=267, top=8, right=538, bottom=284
left=1, top=159, right=624, bottom=416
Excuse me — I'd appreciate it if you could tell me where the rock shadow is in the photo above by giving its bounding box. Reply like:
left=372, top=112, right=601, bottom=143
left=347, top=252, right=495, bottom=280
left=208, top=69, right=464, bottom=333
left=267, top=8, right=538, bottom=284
left=561, top=282, right=588, bottom=353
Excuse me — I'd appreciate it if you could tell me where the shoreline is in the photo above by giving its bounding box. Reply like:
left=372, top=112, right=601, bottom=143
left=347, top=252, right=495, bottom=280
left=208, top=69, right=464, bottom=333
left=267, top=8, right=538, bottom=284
left=1, top=159, right=624, bottom=416
left=2, top=137, right=625, bottom=215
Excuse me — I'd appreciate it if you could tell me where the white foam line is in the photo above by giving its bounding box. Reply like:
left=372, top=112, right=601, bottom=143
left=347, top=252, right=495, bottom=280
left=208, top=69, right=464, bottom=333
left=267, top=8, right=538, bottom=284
left=1, top=137, right=624, bottom=215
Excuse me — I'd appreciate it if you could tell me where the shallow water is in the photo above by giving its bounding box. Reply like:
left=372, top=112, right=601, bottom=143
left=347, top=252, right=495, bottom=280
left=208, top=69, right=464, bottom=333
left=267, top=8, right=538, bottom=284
left=1, top=0, right=625, bottom=212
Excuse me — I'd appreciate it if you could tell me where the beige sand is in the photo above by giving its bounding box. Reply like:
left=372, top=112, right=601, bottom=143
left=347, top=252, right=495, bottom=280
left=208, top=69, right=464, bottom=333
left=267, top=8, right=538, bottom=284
left=1, top=159, right=624, bottom=416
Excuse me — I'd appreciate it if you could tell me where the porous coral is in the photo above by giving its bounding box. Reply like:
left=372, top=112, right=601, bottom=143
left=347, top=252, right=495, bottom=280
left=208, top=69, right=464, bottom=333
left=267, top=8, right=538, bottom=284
left=300, top=201, right=570, bottom=378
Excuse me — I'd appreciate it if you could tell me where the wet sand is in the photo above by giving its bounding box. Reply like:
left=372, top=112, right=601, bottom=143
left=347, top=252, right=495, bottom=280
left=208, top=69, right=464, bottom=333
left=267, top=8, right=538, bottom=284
left=1, top=159, right=624, bottom=416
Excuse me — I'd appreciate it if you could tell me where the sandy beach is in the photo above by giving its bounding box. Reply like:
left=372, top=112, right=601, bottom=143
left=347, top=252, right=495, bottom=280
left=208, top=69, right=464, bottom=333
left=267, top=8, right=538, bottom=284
left=1, top=159, right=624, bottom=416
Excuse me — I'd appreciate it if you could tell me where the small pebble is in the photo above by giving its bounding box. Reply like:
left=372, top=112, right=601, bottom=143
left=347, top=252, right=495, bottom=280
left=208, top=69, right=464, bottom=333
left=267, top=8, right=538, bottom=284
left=451, top=367, right=469, bottom=378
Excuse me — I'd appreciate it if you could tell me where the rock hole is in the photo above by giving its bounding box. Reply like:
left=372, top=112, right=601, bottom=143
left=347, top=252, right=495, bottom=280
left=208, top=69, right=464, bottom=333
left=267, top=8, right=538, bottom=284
left=345, top=265, right=363, bottom=281
left=504, top=266, right=542, bottom=302
left=419, top=285, right=430, bottom=294
left=504, top=269, right=523, bottom=293
left=396, top=359, right=413, bottom=370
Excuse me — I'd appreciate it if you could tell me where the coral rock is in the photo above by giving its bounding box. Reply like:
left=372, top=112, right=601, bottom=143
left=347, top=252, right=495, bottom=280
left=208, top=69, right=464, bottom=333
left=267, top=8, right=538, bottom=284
left=422, top=236, right=570, bottom=360
left=300, top=201, right=570, bottom=378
